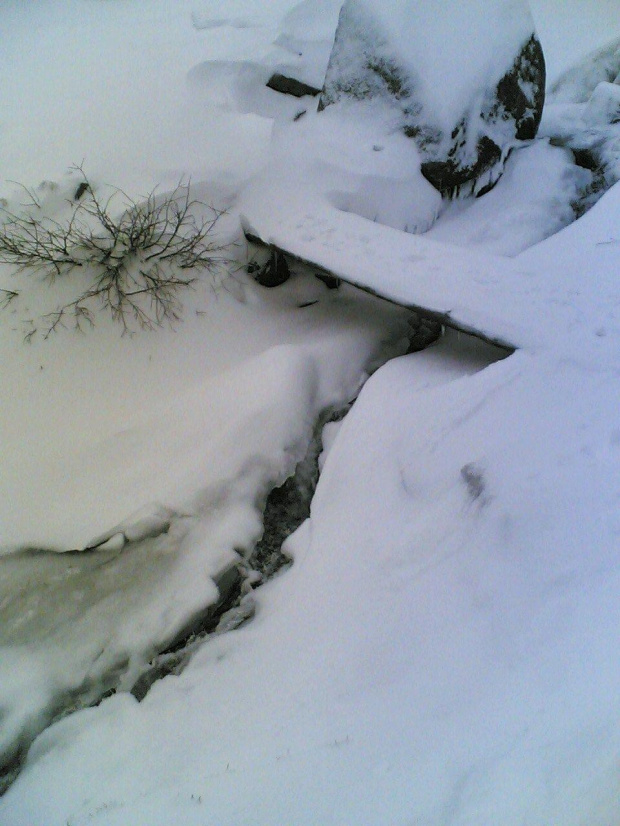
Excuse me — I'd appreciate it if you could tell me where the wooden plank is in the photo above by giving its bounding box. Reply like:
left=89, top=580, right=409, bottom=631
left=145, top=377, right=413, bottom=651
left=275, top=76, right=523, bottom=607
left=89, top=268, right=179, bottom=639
left=245, top=231, right=516, bottom=352
left=239, top=178, right=545, bottom=353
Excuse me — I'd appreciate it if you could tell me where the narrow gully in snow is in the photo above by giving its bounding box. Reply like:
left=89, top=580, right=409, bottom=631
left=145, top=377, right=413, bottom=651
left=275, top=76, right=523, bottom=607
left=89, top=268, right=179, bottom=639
left=0, top=399, right=354, bottom=793
left=0, top=313, right=500, bottom=795
left=129, top=404, right=346, bottom=702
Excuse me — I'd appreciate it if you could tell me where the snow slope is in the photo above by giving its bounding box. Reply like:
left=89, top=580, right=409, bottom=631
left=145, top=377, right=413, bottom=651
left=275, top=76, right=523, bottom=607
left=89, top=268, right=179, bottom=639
left=3, top=322, right=619, bottom=825
left=1, top=2, right=620, bottom=825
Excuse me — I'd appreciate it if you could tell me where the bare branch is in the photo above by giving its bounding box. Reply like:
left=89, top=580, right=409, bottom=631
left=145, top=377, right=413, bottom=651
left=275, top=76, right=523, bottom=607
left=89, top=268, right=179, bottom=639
left=0, top=288, right=19, bottom=310
left=0, top=169, right=228, bottom=336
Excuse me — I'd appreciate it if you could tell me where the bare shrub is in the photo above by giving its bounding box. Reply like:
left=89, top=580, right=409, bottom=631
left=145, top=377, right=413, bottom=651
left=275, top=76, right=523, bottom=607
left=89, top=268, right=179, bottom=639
left=0, top=167, right=227, bottom=335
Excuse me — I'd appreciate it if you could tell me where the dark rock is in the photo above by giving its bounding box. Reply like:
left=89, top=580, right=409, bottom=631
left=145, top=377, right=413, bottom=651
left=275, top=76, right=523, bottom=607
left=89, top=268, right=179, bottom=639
left=422, top=35, right=546, bottom=197
left=406, top=313, right=443, bottom=353
left=255, top=248, right=291, bottom=288
left=267, top=73, right=321, bottom=98
left=490, top=35, right=546, bottom=141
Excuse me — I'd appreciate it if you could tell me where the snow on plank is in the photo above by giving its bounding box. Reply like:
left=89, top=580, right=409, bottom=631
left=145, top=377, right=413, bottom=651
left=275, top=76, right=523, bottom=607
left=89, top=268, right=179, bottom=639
left=240, top=185, right=543, bottom=352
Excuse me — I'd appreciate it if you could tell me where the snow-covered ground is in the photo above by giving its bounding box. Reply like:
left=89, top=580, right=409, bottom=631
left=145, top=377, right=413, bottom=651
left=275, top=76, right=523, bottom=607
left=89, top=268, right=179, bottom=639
left=1, top=1, right=620, bottom=824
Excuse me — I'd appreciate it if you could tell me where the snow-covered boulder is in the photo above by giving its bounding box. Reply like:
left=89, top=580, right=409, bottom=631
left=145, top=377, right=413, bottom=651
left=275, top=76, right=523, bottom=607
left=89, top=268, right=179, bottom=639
left=318, top=0, right=545, bottom=197
left=541, top=37, right=620, bottom=213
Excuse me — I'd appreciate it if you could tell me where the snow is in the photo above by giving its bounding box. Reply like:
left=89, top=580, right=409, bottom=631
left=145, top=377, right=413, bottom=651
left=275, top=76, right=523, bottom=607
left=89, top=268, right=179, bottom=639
left=538, top=35, right=620, bottom=204
left=272, top=0, right=343, bottom=88
left=0, top=289, right=406, bottom=551
left=425, top=139, right=591, bottom=256
left=548, top=36, right=620, bottom=103
left=4, top=331, right=620, bottom=826
left=584, top=80, right=620, bottom=124
left=529, top=0, right=620, bottom=85
left=1, top=1, right=620, bottom=825
left=261, top=101, right=443, bottom=234
left=239, top=143, right=592, bottom=351
left=323, top=0, right=536, bottom=136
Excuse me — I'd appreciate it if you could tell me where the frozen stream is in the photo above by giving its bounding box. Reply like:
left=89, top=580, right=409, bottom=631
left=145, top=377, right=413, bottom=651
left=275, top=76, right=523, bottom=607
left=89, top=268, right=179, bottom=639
left=0, top=321, right=505, bottom=794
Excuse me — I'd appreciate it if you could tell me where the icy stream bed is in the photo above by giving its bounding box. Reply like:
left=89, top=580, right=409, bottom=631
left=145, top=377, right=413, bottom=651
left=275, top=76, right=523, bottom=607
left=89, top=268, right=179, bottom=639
left=0, top=321, right=504, bottom=794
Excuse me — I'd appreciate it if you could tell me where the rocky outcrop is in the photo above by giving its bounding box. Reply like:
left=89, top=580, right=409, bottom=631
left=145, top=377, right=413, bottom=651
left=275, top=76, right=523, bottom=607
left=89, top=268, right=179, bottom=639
left=266, top=73, right=321, bottom=98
